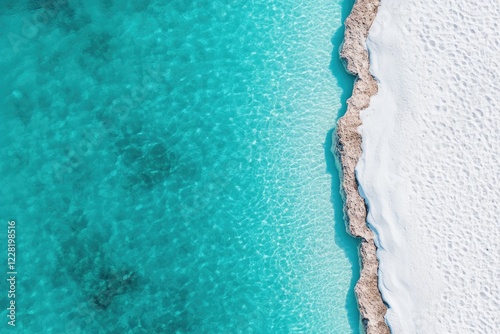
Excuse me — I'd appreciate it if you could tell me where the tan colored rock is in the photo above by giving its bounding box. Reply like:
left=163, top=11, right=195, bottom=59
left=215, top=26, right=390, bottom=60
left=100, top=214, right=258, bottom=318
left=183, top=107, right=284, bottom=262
left=334, top=0, right=390, bottom=333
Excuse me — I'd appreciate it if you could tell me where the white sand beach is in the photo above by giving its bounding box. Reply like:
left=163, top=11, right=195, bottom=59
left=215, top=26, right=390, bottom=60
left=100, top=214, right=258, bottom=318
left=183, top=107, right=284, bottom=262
left=357, top=0, right=500, bottom=332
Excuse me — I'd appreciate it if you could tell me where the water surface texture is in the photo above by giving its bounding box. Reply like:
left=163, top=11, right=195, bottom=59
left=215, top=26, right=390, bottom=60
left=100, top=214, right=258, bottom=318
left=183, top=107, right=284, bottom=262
left=0, top=1, right=358, bottom=332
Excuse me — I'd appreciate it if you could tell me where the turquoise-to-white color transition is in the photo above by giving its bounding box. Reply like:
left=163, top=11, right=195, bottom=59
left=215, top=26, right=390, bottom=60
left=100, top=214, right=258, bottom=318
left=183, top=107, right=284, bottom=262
left=0, top=0, right=359, bottom=333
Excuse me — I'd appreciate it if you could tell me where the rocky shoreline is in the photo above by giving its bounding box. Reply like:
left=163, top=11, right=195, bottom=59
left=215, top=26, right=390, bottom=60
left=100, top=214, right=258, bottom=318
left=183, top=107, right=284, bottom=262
left=334, top=0, right=390, bottom=333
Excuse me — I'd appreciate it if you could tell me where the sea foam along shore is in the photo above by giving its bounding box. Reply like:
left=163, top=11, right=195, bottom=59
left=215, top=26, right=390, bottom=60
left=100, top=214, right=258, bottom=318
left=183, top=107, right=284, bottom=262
left=335, top=0, right=390, bottom=333
left=357, top=0, right=500, bottom=333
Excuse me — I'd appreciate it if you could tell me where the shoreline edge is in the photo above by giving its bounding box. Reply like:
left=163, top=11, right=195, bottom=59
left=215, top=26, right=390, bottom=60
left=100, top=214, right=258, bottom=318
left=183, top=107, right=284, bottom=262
left=334, top=0, right=390, bottom=333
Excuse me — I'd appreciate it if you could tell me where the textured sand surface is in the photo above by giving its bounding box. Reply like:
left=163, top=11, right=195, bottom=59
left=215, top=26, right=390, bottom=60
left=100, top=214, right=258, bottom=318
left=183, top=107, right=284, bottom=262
left=335, top=0, right=389, bottom=333
left=357, top=0, right=500, bottom=333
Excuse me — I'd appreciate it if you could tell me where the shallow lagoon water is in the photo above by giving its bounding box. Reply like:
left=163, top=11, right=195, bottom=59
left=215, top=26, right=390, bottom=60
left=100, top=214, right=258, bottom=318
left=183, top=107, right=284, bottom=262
left=0, top=1, right=358, bottom=332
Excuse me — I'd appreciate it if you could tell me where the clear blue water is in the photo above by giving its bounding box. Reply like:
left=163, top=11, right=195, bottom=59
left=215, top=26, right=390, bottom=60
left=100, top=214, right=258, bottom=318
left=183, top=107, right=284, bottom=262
left=0, top=0, right=358, bottom=333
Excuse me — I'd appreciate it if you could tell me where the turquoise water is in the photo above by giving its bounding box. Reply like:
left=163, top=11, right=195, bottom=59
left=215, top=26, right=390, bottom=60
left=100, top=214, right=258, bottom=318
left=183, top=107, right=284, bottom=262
left=0, top=0, right=358, bottom=333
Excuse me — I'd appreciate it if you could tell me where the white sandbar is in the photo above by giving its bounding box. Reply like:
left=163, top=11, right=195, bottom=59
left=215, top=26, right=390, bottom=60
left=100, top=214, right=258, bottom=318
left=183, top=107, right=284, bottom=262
left=357, top=0, right=500, bottom=333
